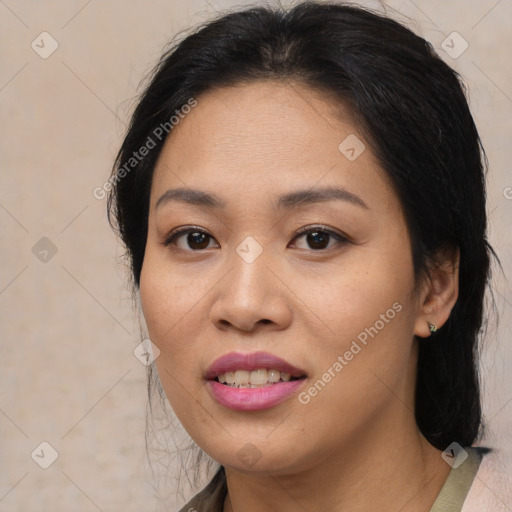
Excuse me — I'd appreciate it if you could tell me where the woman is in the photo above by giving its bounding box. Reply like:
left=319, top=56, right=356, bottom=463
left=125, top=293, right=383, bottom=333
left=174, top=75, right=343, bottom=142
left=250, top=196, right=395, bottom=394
left=107, top=2, right=509, bottom=510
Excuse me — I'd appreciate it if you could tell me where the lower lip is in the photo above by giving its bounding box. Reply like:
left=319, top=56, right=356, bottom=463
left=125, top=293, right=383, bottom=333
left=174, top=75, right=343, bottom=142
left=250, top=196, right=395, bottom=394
left=208, top=379, right=305, bottom=411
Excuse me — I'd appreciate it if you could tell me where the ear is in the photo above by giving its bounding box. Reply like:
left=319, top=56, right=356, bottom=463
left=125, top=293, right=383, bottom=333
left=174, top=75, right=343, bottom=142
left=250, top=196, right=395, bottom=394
left=414, top=247, right=460, bottom=338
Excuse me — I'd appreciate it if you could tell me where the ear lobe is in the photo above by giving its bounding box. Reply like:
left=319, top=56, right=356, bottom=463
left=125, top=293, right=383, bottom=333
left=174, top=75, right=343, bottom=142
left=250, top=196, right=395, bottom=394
left=414, top=247, right=460, bottom=338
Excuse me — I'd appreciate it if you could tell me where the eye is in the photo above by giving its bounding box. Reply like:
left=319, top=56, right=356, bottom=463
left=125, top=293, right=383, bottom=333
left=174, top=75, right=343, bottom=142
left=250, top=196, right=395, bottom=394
left=163, top=226, right=218, bottom=251
left=163, top=225, right=350, bottom=252
left=290, top=226, right=350, bottom=251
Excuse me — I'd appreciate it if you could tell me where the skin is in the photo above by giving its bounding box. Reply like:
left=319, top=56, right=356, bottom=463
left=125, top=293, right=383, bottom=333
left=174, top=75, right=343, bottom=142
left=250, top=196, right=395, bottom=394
left=139, top=80, right=460, bottom=512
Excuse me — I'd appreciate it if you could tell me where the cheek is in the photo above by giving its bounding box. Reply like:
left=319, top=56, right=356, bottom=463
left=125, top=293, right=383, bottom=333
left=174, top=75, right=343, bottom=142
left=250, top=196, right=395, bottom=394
left=139, top=255, right=193, bottom=376
left=139, top=260, right=169, bottom=342
left=139, top=258, right=208, bottom=425
left=288, top=248, right=417, bottom=412
left=302, top=291, right=413, bottom=399
left=292, top=250, right=413, bottom=346
left=139, top=250, right=203, bottom=342
left=139, top=250, right=219, bottom=383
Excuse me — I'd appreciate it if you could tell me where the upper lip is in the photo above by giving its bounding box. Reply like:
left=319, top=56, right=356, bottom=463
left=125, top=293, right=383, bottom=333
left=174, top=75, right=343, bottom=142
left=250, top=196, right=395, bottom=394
left=205, top=351, right=307, bottom=380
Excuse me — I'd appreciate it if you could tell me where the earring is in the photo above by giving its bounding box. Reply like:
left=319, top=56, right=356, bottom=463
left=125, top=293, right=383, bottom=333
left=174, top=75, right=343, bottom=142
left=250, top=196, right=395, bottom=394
left=428, top=322, right=437, bottom=334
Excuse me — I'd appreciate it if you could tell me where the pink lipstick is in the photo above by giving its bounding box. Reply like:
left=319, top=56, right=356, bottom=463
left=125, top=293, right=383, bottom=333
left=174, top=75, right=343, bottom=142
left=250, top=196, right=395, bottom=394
left=205, top=351, right=306, bottom=411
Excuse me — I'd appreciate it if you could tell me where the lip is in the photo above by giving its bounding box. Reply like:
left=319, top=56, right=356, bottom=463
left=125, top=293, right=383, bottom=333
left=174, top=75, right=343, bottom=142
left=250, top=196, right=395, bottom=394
left=205, top=351, right=307, bottom=411
left=205, top=351, right=306, bottom=380
left=208, top=379, right=305, bottom=411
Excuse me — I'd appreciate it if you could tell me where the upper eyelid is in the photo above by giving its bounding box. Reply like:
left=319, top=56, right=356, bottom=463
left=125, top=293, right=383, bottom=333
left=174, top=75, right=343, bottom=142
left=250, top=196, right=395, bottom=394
left=294, top=225, right=347, bottom=237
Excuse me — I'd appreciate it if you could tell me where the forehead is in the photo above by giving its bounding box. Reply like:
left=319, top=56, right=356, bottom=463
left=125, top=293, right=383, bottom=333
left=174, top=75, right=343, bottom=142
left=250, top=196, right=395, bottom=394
left=150, top=80, right=395, bottom=213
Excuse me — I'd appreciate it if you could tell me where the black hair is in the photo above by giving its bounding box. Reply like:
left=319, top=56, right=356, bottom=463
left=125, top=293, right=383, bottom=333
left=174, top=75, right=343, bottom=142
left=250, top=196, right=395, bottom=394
left=108, top=1, right=496, bottom=454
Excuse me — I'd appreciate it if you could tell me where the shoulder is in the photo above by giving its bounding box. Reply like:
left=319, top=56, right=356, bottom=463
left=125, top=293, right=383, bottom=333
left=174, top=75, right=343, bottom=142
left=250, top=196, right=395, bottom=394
left=462, top=446, right=512, bottom=511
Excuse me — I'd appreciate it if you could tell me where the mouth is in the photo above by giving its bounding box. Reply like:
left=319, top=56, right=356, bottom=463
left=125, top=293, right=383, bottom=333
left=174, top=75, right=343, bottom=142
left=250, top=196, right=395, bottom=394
left=206, top=350, right=307, bottom=382
left=215, top=368, right=304, bottom=388
left=205, top=351, right=307, bottom=411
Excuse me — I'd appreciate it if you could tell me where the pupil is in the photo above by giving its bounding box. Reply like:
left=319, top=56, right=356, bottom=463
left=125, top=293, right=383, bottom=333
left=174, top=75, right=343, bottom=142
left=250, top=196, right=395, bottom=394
left=308, top=231, right=328, bottom=250
left=188, top=232, right=209, bottom=249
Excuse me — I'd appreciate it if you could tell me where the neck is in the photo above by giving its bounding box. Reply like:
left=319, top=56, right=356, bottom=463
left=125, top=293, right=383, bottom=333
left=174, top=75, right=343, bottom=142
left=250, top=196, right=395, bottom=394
left=223, top=411, right=451, bottom=512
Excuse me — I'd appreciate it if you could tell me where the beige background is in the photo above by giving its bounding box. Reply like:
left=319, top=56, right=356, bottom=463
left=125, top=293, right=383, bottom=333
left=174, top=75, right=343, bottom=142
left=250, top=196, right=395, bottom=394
left=0, top=0, right=511, bottom=510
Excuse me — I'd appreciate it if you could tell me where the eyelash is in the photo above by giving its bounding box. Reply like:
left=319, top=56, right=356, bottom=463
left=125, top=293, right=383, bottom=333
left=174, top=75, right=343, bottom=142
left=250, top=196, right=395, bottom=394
left=162, top=225, right=351, bottom=252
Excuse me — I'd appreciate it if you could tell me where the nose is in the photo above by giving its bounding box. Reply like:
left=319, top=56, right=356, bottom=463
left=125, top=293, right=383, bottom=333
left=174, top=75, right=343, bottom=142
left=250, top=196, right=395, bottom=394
left=209, top=246, right=293, bottom=333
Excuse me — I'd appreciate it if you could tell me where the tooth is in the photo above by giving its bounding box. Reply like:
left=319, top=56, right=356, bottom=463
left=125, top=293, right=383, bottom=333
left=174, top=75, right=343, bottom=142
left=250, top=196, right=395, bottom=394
left=268, top=369, right=281, bottom=383
left=219, top=369, right=295, bottom=387
left=250, top=369, right=268, bottom=385
left=234, top=370, right=250, bottom=387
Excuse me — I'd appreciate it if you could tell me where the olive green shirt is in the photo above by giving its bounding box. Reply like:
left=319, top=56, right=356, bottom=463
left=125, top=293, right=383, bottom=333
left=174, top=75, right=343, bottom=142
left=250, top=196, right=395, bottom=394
left=178, top=447, right=484, bottom=512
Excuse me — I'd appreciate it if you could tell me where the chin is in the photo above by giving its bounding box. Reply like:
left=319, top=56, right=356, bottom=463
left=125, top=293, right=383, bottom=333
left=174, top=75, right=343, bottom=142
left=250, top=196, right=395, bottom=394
left=199, top=435, right=309, bottom=475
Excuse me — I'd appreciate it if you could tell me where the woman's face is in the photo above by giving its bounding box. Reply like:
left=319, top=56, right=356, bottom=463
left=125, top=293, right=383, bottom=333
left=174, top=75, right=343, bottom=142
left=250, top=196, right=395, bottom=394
left=140, top=81, right=426, bottom=474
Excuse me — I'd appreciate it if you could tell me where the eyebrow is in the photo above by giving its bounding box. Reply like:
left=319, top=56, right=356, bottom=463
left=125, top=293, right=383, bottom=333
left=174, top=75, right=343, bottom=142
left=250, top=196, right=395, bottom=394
left=155, top=186, right=368, bottom=211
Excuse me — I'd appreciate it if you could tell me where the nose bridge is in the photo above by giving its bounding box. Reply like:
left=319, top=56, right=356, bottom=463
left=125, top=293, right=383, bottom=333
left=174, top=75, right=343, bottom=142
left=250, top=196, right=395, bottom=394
left=229, top=235, right=273, bottom=303
left=210, top=236, right=291, bottom=331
